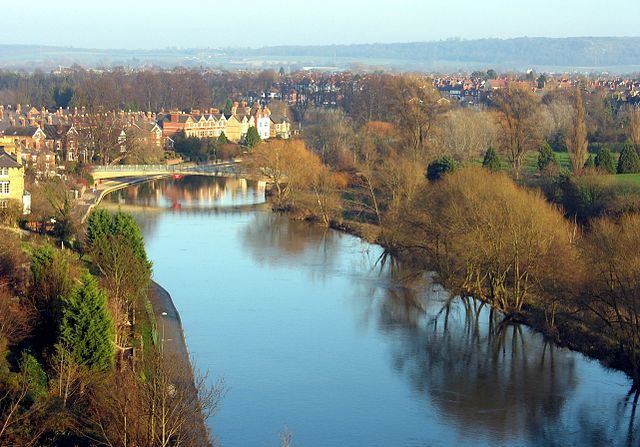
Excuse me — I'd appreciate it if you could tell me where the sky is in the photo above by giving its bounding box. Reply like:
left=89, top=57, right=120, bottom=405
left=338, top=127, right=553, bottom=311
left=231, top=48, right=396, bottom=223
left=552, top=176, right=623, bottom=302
left=2, top=0, right=639, bottom=49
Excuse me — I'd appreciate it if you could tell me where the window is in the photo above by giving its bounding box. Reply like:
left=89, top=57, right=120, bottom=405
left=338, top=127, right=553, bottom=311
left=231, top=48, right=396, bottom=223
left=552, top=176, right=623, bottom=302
left=0, top=181, right=9, bottom=195
left=0, top=200, right=7, bottom=209
left=0, top=167, right=7, bottom=176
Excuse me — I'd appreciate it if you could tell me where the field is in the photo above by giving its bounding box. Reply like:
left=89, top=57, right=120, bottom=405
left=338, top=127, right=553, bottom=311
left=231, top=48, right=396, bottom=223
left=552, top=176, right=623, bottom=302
left=612, top=173, right=640, bottom=186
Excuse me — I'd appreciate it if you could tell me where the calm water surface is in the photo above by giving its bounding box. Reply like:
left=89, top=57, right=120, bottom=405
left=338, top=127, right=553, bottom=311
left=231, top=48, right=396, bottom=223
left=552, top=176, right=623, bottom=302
left=104, top=176, right=637, bottom=447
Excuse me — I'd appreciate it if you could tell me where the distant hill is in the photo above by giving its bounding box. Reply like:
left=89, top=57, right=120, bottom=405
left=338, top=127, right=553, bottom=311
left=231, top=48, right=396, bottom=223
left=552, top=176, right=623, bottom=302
left=1, top=37, right=639, bottom=72
left=234, top=37, right=640, bottom=70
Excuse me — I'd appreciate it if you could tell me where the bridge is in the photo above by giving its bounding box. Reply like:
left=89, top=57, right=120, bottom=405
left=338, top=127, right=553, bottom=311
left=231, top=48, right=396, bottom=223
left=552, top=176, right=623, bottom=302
left=91, top=161, right=247, bottom=181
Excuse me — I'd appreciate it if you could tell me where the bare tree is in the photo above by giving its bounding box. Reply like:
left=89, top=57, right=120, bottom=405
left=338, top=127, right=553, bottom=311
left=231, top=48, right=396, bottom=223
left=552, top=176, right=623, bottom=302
left=627, top=106, right=640, bottom=148
left=492, top=84, right=543, bottom=179
left=566, top=88, right=589, bottom=175
left=439, top=109, right=497, bottom=161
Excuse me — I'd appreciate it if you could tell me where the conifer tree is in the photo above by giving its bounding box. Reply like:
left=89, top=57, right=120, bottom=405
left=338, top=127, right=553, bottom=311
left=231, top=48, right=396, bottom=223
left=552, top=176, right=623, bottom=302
left=482, top=147, right=502, bottom=171
left=57, top=274, right=114, bottom=371
left=595, top=147, right=616, bottom=174
left=617, top=141, right=640, bottom=174
left=537, top=141, right=558, bottom=171
left=245, top=126, right=262, bottom=149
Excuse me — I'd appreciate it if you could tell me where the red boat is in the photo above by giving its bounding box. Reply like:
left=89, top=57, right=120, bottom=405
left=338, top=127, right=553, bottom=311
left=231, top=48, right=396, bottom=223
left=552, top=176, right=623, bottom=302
left=172, top=174, right=183, bottom=180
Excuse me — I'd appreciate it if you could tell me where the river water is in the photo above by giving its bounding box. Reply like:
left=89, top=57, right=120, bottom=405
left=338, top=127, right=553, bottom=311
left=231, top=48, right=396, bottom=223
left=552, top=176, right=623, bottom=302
left=103, top=176, right=637, bottom=447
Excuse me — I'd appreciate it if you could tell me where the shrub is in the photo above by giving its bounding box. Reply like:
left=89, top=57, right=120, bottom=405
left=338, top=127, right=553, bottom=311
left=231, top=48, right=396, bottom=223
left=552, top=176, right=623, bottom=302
left=426, top=156, right=460, bottom=182
left=617, top=141, right=640, bottom=174
left=537, top=142, right=558, bottom=171
left=482, top=147, right=502, bottom=171
left=594, top=147, right=616, bottom=174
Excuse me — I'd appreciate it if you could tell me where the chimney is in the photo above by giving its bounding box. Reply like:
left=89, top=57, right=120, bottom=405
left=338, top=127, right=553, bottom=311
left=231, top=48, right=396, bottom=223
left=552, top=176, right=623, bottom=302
left=47, top=115, right=53, bottom=125
left=170, top=111, right=179, bottom=123
left=0, top=107, right=3, bottom=121
left=19, top=116, right=25, bottom=126
left=15, top=144, right=22, bottom=166
left=58, top=107, right=63, bottom=116
left=16, top=104, right=21, bottom=114
left=9, top=116, right=15, bottom=126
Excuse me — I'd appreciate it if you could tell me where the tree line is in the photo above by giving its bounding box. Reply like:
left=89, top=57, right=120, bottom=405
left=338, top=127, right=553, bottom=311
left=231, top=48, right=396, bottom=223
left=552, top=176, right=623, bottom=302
left=245, top=73, right=640, bottom=381
left=0, top=209, right=221, bottom=446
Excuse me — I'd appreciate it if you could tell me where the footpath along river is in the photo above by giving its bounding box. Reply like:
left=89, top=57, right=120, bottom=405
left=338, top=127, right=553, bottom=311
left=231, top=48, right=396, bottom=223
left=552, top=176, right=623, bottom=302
left=102, top=175, right=638, bottom=447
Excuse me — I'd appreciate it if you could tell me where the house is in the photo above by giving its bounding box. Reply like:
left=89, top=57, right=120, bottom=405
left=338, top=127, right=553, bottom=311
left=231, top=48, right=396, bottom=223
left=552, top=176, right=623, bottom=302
left=270, top=115, right=291, bottom=139
left=1, top=125, right=47, bottom=149
left=0, top=147, right=30, bottom=214
left=252, top=106, right=272, bottom=140
left=43, top=124, right=80, bottom=162
left=224, top=114, right=244, bottom=143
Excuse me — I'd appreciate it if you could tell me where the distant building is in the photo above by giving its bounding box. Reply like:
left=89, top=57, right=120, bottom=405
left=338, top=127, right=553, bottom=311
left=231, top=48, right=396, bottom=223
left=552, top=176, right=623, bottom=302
left=0, top=147, right=30, bottom=214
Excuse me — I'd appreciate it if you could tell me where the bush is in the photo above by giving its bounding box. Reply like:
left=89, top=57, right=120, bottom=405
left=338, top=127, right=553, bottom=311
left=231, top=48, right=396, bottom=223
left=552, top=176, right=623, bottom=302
left=617, top=141, right=640, bottom=174
left=482, top=147, right=501, bottom=171
left=426, top=156, right=460, bottom=182
left=594, top=147, right=616, bottom=174
left=537, top=142, right=558, bottom=171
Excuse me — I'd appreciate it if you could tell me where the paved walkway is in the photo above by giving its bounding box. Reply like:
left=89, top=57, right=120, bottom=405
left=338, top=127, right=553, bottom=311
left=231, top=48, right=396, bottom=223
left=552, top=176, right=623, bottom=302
left=148, top=280, right=211, bottom=446
left=72, top=175, right=167, bottom=224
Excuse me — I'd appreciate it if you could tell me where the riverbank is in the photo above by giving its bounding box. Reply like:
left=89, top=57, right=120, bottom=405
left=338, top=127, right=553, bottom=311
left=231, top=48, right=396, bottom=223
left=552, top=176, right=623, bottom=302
left=148, top=281, right=211, bottom=446
left=87, top=176, right=212, bottom=444
left=73, top=174, right=168, bottom=224
left=329, top=215, right=635, bottom=380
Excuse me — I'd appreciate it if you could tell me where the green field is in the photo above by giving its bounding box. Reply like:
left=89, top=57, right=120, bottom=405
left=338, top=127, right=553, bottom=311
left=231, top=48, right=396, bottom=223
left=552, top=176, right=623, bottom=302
left=612, top=173, right=640, bottom=185
left=523, top=151, right=572, bottom=173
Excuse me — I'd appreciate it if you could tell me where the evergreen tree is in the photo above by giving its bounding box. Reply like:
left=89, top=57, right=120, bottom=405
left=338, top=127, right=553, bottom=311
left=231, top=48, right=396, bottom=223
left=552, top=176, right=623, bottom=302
left=617, top=141, right=640, bottom=174
left=223, top=99, right=233, bottom=115
left=537, top=142, right=558, bottom=171
left=112, top=211, right=149, bottom=265
left=595, top=147, right=616, bottom=174
left=57, top=274, right=114, bottom=371
left=584, top=153, right=595, bottom=169
left=218, top=132, right=229, bottom=145
left=86, top=208, right=113, bottom=247
left=482, top=147, right=502, bottom=171
left=245, top=126, right=262, bottom=149
left=426, top=156, right=460, bottom=182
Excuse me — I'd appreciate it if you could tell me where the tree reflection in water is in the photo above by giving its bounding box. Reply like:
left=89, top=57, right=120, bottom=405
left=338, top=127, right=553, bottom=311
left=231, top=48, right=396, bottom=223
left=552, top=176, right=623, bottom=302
left=359, top=262, right=639, bottom=446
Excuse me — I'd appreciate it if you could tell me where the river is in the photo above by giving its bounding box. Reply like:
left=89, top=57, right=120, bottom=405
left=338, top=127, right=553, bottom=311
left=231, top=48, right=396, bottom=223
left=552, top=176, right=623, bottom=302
left=102, top=175, right=638, bottom=447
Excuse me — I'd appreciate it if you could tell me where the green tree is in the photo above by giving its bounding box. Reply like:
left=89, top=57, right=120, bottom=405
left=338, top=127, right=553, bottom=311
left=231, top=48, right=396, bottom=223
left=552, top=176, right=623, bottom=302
left=19, top=351, right=48, bottom=400
left=245, top=126, right=262, bottom=149
left=86, top=208, right=113, bottom=247
left=218, top=132, right=229, bottom=145
left=482, top=147, right=502, bottom=171
left=584, top=153, right=595, bottom=169
left=594, top=147, right=616, bottom=174
left=426, top=156, right=460, bottom=182
left=617, top=141, right=640, bottom=174
left=57, top=274, right=114, bottom=371
left=30, top=245, right=72, bottom=347
left=537, top=142, right=558, bottom=171
left=486, top=69, right=497, bottom=79
left=223, top=99, right=233, bottom=115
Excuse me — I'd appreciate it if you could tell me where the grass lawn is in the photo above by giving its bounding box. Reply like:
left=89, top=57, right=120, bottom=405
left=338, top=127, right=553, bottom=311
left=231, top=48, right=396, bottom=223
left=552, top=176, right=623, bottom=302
left=523, top=151, right=572, bottom=173
left=611, top=173, right=640, bottom=186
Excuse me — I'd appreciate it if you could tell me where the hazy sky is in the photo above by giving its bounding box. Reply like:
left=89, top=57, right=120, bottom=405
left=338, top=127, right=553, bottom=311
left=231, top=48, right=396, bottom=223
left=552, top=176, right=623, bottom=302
left=3, top=0, right=639, bottom=49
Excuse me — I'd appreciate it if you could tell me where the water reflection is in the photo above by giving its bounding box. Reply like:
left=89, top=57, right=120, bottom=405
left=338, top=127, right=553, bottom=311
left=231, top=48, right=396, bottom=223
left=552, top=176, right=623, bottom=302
left=365, top=267, right=638, bottom=446
left=104, top=176, right=265, bottom=210
left=102, top=176, right=638, bottom=447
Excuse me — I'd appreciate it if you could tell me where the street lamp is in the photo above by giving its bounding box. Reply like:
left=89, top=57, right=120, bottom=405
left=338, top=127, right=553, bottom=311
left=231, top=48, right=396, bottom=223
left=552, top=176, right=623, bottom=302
left=161, top=311, right=168, bottom=355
